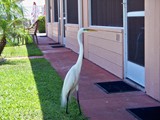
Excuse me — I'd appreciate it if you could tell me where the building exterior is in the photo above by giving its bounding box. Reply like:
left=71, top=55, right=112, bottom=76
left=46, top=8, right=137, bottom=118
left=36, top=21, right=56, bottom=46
left=45, top=0, right=160, bottom=102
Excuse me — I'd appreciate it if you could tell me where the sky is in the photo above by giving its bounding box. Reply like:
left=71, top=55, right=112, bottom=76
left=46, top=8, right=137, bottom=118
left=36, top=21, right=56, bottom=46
left=21, top=0, right=45, bottom=19
left=21, top=0, right=45, bottom=6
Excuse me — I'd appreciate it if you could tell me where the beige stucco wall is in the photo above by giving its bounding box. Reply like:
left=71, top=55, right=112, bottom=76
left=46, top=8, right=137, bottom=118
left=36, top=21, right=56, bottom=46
left=47, top=23, right=53, bottom=38
left=52, top=23, right=59, bottom=43
left=65, top=24, right=79, bottom=53
left=145, top=0, right=160, bottom=101
left=84, top=27, right=123, bottom=79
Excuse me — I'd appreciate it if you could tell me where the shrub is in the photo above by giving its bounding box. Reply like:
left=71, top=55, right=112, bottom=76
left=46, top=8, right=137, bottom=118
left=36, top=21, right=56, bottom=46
left=38, top=16, right=46, bottom=33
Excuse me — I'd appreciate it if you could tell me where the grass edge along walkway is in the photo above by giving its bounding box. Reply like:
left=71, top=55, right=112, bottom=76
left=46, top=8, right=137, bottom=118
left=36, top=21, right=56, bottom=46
left=6, top=56, right=44, bottom=60
left=2, top=43, right=43, bottom=58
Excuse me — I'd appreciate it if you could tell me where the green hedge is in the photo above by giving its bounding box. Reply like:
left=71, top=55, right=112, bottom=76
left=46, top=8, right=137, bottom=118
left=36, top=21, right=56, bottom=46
left=38, top=16, right=46, bottom=33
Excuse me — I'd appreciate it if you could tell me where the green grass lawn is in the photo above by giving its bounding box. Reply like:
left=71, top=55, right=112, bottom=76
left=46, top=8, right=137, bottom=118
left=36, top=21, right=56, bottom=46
left=0, top=59, right=87, bottom=119
left=2, top=43, right=43, bottom=58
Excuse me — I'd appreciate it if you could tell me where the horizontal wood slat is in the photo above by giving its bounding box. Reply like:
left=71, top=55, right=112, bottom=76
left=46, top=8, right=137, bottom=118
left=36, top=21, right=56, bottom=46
left=88, top=44, right=122, bottom=66
left=88, top=35, right=123, bottom=55
left=89, top=53, right=123, bottom=78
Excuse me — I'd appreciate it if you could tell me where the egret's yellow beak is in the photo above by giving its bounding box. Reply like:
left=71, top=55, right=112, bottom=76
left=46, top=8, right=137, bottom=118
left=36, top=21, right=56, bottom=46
left=84, top=28, right=97, bottom=32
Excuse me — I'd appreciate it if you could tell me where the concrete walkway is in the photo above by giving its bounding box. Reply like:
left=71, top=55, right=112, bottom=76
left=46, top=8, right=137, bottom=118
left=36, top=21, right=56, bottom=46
left=37, top=36, right=160, bottom=120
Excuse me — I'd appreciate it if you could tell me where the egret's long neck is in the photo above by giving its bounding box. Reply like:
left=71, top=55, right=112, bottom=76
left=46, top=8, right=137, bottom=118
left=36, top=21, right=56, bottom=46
left=76, top=30, right=83, bottom=69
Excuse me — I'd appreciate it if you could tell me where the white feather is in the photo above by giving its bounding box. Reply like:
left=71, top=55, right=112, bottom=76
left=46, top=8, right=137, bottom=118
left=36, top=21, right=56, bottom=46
left=61, top=28, right=96, bottom=109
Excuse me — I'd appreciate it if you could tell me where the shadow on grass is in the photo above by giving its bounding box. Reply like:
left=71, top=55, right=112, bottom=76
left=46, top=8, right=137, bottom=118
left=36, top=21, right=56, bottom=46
left=0, top=59, right=24, bottom=65
left=29, top=58, right=63, bottom=119
left=26, top=43, right=43, bottom=56
left=27, top=43, right=87, bottom=120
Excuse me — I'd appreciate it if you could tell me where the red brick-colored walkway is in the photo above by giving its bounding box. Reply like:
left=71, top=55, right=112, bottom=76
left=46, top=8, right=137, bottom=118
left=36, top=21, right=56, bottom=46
left=37, top=36, right=160, bottom=120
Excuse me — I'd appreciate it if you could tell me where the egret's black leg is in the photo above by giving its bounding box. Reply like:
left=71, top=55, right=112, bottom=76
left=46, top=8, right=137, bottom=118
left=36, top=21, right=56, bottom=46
left=77, top=90, right=82, bottom=115
left=66, top=91, right=70, bottom=114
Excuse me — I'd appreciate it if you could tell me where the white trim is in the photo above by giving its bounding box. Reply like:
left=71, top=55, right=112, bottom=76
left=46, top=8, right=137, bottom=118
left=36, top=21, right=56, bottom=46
left=52, top=0, right=55, bottom=23
left=78, top=0, right=82, bottom=28
left=89, top=25, right=123, bottom=30
left=88, top=0, right=91, bottom=26
left=127, top=11, right=145, bottom=17
left=88, top=26, right=123, bottom=33
left=46, top=0, right=49, bottom=22
left=60, top=0, right=65, bottom=45
left=124, top=0, right=145, bottom=86
left=65, top=0, right=67, bottom=24
left=123, top=0, right=127, bottom=79
left=58, top=0, right=60, bottom=43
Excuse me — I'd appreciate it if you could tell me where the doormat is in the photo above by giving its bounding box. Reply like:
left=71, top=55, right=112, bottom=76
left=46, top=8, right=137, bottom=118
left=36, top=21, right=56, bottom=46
left=95, top=81, right=140, bottom=94
left=49, top=42, right=60, bottom=45
left=126, top=106, right=160, bottom=120
left=51, top=45, right=64, bottom=48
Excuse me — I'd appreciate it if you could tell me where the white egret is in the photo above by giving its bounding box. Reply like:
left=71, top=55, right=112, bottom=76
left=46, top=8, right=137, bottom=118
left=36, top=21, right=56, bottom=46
left=61, top=28, right=96, bottom=114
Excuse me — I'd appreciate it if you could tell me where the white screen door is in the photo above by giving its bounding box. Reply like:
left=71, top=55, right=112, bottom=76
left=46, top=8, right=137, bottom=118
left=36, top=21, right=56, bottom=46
left=124, top=0, right=145, bottom=86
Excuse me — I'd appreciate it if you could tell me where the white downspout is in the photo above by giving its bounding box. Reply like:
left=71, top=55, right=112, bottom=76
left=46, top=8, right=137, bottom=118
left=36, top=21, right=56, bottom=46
left=123, top=0, right=127, bottom=79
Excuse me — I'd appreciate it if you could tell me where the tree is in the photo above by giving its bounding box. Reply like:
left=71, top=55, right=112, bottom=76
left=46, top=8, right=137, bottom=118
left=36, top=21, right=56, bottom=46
left=0, top=0, right=30, bottom=56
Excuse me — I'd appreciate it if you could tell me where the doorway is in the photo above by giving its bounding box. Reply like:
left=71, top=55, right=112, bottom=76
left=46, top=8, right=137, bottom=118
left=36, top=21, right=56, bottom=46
left=54, top=0, right=66, bottom=45
left=124, top=0, right=145, bottom=87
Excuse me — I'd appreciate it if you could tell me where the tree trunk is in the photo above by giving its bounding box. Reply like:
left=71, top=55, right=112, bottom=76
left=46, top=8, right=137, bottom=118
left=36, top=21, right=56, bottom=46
left=0, top=37, right=6, bottom=55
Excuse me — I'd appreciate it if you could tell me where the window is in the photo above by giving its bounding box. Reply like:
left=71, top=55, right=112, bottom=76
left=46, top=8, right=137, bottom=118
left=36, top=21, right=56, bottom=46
left=47, top=0, right=51, bottom=22
left=128, top=0, right=144, bottom=12
left=91, top=0, right=123, bottom=27
left=54, top=0, right=58, bottom=22
left=67, top=0, right=78, bottom=24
